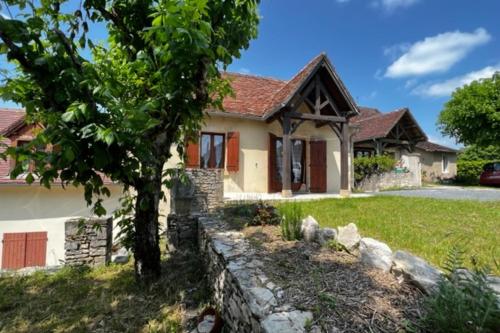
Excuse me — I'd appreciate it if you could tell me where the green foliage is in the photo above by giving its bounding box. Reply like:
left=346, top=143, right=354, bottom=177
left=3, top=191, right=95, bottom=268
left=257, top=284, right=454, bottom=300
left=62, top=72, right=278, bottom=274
left=279, top=202, right=303, bottom=241
left=438, top=73, right=500, bottom=147
left=456, top=160, right=490, bottom=185
left=249, top=201, right=281, bottom=226
left=353, top=155, right=396, bottom=183
left=459, top=145, right=500, bottom=162
left=422, top=246, right=500, bottom=333
left=325, top=239, right=350, bottom=253
left=0, top=0, right=260, bottom=280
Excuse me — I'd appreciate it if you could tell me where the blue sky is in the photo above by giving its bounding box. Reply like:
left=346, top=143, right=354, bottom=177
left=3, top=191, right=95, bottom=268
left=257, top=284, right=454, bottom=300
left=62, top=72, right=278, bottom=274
left=2, top=0, right=499, bottom=148
left=228, top=0, right=500, bottom=148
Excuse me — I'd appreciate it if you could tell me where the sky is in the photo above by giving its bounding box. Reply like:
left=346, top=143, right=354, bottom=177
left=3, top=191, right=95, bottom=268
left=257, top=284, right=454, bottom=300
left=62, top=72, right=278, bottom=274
left=227, top=0, right=500, bottom=148
left=2, top=0, right=499, bottom=148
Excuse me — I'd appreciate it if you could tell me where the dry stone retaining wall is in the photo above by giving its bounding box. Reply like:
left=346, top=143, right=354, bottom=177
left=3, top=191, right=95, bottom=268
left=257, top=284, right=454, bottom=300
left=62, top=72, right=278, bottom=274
left=64, top=218, right=112, bottom=266
left=357, top=170, right=420, bottom=192
left=198, top=216, right=312, bottom=333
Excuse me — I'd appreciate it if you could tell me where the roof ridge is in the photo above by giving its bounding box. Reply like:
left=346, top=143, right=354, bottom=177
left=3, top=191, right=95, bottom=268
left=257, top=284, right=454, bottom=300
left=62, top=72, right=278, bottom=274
left=263, top=53, right=325, bottom=114
left=224, top=71, right=286, bottom=83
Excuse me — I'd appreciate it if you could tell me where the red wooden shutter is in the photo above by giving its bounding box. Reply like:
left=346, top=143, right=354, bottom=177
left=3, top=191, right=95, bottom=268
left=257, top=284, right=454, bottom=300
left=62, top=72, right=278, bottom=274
left=226, top=132, right=240, bottom=172
left=268, top=133, right=280, bottom=193
left=25, top=232, right=47, bottom=267
left=310, top=140, right=327, bottom=193
left=2, top=233, right=26, bottom=269
left=185, top=137, right=200, bottom=168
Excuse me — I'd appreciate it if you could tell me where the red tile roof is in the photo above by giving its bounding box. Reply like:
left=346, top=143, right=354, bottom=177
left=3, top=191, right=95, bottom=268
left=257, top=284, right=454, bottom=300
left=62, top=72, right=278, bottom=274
left=0, top=108, right=25, bottom=179
left=416, top=141, right=457, bottom=153
left=352, top=107, right=427, bottom=143
left=217, top=53, right=352, bottom=119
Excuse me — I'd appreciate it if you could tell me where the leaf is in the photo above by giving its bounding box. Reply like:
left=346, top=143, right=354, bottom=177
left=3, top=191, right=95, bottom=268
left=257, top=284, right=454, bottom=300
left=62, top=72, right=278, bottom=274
left=25, top=172, right=34, bottom=184
left=64, top=147, right=75, bottom=162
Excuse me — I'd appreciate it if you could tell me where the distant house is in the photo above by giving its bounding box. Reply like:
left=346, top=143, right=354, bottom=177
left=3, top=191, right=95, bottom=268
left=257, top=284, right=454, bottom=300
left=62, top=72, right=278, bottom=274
left=351, top=106, right=457, bottom=182
left=0, top=108, right=121, bottom=269
left=415, top=141, right=458, bottom=182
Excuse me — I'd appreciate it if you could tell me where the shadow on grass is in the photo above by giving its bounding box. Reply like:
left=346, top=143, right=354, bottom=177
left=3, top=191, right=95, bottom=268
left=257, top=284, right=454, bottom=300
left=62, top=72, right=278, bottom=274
left=0, top=249, right=208, bottom=333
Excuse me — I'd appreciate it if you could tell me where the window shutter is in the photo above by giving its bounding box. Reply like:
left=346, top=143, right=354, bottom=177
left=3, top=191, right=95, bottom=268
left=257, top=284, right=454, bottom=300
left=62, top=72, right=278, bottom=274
left=185, top=137, right=200, bottom=168
left=226, top=132, right=240, bottom=172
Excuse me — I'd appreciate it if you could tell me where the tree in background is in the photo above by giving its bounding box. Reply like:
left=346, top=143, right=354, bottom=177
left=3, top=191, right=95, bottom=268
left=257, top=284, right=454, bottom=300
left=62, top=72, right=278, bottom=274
left=0, top=0, right=260, bottom=283
left=438, top=73, right=500, bottom=148
left=458, top=145, right=500, bottom=162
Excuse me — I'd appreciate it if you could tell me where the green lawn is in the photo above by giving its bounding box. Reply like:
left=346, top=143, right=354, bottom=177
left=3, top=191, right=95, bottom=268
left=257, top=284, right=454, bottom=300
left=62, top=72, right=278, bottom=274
left=280, top=196, right=500, bottom=274
left=0, top=250, right=207, bottom=333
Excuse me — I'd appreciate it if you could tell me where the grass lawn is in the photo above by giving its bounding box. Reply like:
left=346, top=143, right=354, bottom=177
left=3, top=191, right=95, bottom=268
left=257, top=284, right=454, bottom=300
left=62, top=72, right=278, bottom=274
left=280, top=196, right=500, bottom=274
left=0, top=250, right=207, bottom=333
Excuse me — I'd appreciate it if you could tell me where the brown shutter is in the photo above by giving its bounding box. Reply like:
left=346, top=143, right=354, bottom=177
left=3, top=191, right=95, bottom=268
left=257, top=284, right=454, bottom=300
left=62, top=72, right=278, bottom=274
left=185, top=136, right=200, bottom=168
left=310, top=140, right=327, bottom=193
left=1, top=233, right=26, bottom=269
left=226, top=132, right=240, bottom=172
left=25, top=232, right=47, bottom=267
left=268, top=133, right=280, bottom=193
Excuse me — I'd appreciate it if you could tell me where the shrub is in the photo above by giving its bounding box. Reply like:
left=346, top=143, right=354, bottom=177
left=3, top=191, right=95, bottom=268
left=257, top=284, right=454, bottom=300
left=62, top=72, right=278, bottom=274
left=249, top=201, right=281, bottom=226
left=422, top=246, right=500, bottom=333
left=456, top=160, right=490, bottom=185
left=279, top=202, right=303, bottom=241
left=354, top=155, right=397, bottom=183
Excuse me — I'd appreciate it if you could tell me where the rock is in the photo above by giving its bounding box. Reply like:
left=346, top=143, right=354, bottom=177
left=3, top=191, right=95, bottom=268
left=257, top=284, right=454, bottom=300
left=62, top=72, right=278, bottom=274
left=392, top=250, right=443, bottom=294
left=246, top=287, right=277, bottom=318
left=360, top=238, right=393, bottom=272
left=197, top=314, right=215, bottom=333
left=111, top=247, right=129, bottom=264
left=261, top=310, right=313, bottom=333
left=301, top=216, right=319, bottom=242
left=336, top=223, right=361, bottom=250
left=317, top=227, right=337, bottom=245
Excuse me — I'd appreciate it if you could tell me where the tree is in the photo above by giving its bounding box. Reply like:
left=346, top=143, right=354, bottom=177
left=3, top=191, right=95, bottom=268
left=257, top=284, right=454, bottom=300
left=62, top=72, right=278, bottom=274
left=438, top=73, right=500, bottom=148
left=458, top=145, right=500, bottom=162
left=0, top=0, right=260, bottom=283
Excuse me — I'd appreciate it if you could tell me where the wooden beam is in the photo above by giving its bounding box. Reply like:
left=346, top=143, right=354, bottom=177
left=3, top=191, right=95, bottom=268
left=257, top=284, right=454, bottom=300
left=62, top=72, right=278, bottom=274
left=288, top=111, right=346, bottom=123
left=290, top=119, right=305, bottom=134
left=328, top=123, right=342, bottom=141
left=315, top=76, right=321, bottom=115
left=340, top=123, right=349, bottom=192
left=380, top=138, right=410, bottom=145
left=318, top=80, right=342, bottom=116
left=282, top=115, right=292, bottom=197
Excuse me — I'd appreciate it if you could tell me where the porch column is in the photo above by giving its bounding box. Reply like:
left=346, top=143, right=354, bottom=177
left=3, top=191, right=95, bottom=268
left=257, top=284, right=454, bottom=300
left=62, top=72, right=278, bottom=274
left=282, top=115, right=292, bottom=197
left=340, top=123, right=350, bottom=197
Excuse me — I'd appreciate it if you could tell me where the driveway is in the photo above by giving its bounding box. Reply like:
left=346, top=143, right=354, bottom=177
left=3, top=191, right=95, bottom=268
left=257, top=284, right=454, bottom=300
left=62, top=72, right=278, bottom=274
left=376, top=186, right=500, bottom=201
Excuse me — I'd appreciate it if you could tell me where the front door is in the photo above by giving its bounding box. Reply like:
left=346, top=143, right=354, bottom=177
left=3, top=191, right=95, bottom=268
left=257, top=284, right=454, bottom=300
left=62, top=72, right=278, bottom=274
left=310, top=140, right=327, bottom=193
left=268, top=134, right=305, bottom=193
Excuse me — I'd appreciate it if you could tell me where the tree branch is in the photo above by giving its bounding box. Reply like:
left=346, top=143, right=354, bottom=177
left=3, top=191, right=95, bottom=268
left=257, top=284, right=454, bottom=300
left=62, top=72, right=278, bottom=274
left=53, top=29, right=83, bottom=71
left=0, top=30, right=33, bottom=71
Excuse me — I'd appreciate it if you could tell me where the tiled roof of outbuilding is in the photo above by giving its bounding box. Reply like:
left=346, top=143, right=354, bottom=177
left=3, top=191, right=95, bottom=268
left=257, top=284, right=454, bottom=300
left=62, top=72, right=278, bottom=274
left=416, top=141, right=457, bottom=153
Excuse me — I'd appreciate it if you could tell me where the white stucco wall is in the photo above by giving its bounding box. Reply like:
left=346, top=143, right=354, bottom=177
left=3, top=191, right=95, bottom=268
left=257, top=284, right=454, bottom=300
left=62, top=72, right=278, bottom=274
left=0, top=184, right=122, bottom=267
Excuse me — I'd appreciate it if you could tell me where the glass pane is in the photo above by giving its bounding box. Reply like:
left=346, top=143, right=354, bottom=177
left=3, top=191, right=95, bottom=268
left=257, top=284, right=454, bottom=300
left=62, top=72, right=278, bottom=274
left=214, top=135, right=224, bottom=168
left=291, top=140, right=303, bottom=183
left=275, top=139, right=283, bottom=183
left=200, top=134, right=211, bottom=168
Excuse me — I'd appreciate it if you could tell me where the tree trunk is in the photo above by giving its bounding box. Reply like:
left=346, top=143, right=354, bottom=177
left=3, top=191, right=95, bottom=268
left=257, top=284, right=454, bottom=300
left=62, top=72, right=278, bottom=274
left=133, top=162, right=163, bottom=283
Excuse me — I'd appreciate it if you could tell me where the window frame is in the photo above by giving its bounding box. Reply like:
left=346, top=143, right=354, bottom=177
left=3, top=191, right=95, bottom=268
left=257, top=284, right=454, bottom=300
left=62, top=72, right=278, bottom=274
left=199, top=132, right=225, bottom=169
left=442, top=154, right=449, bottom=173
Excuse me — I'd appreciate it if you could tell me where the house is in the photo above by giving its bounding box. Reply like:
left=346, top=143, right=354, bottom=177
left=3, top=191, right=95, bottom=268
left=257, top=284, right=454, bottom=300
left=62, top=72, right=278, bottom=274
left=351, top=106, right=457, bottom=182
left=415, top=141, right=458, bottom=182
left=0, top=108, right=122, bottom=269
left=169, top=53, right=359, bottom=197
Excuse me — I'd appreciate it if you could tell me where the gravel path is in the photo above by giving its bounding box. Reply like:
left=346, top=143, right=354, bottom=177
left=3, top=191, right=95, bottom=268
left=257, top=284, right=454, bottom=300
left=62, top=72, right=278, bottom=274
left=376, top=186, right=500, bottom=201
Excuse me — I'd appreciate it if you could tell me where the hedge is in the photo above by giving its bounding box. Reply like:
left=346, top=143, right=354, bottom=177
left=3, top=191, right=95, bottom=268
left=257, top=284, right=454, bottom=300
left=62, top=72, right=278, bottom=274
left=354, top=155, right=396, bottom=183
left=456, top=160, right=490, bottom=185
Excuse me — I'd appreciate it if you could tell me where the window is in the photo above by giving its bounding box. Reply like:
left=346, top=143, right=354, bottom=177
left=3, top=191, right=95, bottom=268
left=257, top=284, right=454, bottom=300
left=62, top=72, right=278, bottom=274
left=13, top=140, right=45, bottom=172
left=275, top=138, right=305, bottom=184
left=200, top=133, right=225, bottom=169
left=442, top=154, right=449, bottom=173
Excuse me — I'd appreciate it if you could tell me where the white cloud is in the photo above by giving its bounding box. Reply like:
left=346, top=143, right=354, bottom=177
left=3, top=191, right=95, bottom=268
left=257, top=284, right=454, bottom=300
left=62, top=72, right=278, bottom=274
left=237, top=67, right=251, bottom=74
left=372, top=0, right=420, bottom=11
left=385, top=28, right=491, bottom=78
left=412, top=64, right=500, bottom=97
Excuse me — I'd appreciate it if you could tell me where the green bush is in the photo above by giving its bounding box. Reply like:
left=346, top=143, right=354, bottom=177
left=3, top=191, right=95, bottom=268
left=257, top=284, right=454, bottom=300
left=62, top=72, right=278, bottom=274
left=422, top=246, right=500, bottom=333
left=354, top=155, right=397, bottom=183
left=249, top=201, right=281, bottom=226
left=279, top=202, right=303, bottom=241
left=456, top=160, right=490, bottom=185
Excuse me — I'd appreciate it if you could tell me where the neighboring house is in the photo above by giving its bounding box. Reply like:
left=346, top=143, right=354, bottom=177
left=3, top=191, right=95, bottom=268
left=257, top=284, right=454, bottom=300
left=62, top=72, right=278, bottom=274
left=168, top=53, right=359, bottom=196
left=0, top=108, right=121, bottom=269
left=351, top=106, right=458, bottom=182
left=415, top=141, right=458, bottom=182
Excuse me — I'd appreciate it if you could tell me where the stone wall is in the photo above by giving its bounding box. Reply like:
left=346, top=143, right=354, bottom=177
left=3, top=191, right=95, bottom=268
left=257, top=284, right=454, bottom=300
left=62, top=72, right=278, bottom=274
left=357, top=170, right=421, bottom=192
left=198, top=216, right=312, bottom=333
left=171, top=169, right=224, bottom=214
left=64, top=218, right=112, bottom=266
left=166, top=213, right=200, bottom=251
